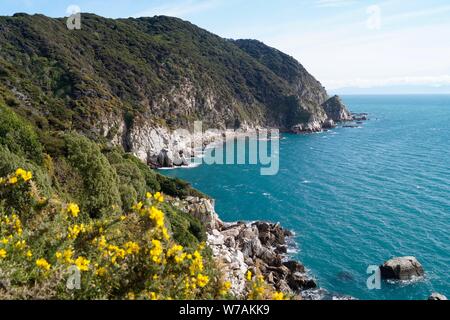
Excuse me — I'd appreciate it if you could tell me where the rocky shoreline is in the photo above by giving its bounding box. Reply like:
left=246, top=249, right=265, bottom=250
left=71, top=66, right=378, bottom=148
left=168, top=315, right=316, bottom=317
left=99, top=94, right=358, bottom=169
left=174, top=196, right=355, bottom=300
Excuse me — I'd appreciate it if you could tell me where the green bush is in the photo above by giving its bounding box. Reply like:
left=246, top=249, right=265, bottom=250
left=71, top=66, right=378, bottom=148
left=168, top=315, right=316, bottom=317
left=122, top=154, right=161, bottom=192
left=0, top=146, right=52, bottom=197
left=157, top=175, right=206, bottom=199
left=162, top=203, right=206, bottom=247
left=106, top=149, right=159, bottom=210
left=63, top=133, right=121, bottom=217
left=0, top=104, right=44, bottom=163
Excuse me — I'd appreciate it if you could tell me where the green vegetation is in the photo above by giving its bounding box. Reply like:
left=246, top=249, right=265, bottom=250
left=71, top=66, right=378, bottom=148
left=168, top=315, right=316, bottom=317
left=0, top=102, right=285, bottom=300
left=0, top=104, right=44, bottom=163
left=0, top=102, right=221, bottom=299
left=0, top=168, right=221, bottom=299
left=0, top=101, right=204, bottom=243
left=0, top=13, right=328, bottom=133
left=0, top=13, right=304, bottom=300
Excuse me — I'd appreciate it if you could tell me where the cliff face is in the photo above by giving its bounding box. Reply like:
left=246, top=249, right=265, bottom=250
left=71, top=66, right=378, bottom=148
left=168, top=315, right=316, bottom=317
left=322, top=95, right=353, bottom=122
left=0, top=13, right=351, bottom=165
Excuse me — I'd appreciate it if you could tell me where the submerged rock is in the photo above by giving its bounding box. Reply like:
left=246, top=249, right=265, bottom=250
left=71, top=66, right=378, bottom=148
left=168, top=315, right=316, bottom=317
left=352, top=113, right=368, bottom=121
left=336, top=271, right=355, bottom=282
left=380, top=256, right=425, bottom=280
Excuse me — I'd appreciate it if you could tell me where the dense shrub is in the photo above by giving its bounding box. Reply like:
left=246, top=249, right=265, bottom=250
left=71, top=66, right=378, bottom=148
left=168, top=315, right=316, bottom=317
left=0, top=146, right=52, bottom=198
left=106, top=150, right=149, bottom=210
left=0, top=170, right=223, bottom=300
left=62, top=133, right=121, bottom=217
left=162, top=203, right=206, bottom=247
left=0, top=104, right=44, bottom=163
left=157, top=175, right=206, bottom=199
left=122, top=154, right=161, bottom=192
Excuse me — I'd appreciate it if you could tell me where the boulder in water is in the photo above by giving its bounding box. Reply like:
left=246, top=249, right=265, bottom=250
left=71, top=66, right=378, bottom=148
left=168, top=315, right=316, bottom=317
left=157, top=148, right=174, bottom=167
left=172, top=150, right=189, bottom=166
left=380, top=256, right=424, bottom=280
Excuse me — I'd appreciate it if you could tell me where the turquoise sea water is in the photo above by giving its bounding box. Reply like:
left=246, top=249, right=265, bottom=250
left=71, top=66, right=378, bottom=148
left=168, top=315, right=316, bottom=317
left=162, top=95, right=450, bottom=300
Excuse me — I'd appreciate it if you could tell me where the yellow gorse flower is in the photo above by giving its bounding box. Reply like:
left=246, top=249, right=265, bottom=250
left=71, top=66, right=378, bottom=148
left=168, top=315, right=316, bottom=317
left=8, top=176, right=18, bottom=184
left=124, top=241, right=140, bottom=255
left=105, top=244, right=126, bottom=264
left=150, top=239, right=163, bottom=264
left=167, top=244, right=186, bottom=264
left=154, top=192, right=164, bottom=203
left=67, top=203, right=80, bottom=218
left=74, top=256, right=90, bottom=272
left=94, top=266, right=108, bottom=277
left=56, top=248, right=74, bottom=264
left=15, top=168, right=32, bottom=182
left=67, top=224, right=86, bottom=240
left=0, top=249, right=6, bottom=259
left=149, top=206, right=164, bottom=228
left=219, top=281, right=232, bottom=295
left=1, top=214, right=24, bottom=235
left=189, top=250, right=204, bottom=275
left=272, top=292, right=284, bottom=300
left=36, top=258, right=51, bottom=271
left=132, top=202, right=143, bottom=211
left=196, top=273, right=209, bottom=288
left=14, top=240, right=26, bottom=250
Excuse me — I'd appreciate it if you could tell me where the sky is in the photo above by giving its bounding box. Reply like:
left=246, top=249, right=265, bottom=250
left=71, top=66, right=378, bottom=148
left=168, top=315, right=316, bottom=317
left=2, top=0, right=450, bottom=94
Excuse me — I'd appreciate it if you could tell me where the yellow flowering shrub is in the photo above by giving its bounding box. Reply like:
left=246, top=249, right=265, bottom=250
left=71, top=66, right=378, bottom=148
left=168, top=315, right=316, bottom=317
left=0, top=169, right=287, bottom=300
left=0, top=169, right=221, bottom=300
left=246, top=270, right=288, bottom=300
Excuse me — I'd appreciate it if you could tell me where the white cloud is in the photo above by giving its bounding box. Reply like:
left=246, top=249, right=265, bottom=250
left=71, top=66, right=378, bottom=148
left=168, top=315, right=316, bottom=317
left=262, top=10, right=450, bottom=91
left=134, top=0, right=221, bottom=18
left=385, top=4, right=450, bottom=22
left=325, top=75, right=450, bottom=90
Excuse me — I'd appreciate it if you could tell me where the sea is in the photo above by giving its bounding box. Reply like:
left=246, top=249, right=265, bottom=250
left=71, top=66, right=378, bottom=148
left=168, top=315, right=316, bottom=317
left=161, top=95, right=450, bottom=300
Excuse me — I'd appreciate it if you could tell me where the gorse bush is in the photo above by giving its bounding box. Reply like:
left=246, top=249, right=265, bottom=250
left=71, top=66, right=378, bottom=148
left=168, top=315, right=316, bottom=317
left=106, top=150, right=150, bottom=210
left=0, top=169, right=286, bottom=300
left=62, top=133, right=122, bottom=218
left=0, top=146, right=53, bottom=198
left=0, top=170, right=222, bottom=299
left=0, top=104, right=44, bottom=163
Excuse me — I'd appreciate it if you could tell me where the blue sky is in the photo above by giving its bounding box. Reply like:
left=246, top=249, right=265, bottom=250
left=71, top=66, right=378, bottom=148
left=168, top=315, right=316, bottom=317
left=2, top=0, right=450, bottom=93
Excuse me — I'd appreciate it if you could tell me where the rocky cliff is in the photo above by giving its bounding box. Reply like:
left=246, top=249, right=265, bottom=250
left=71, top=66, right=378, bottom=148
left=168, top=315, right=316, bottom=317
left=0, top=13, right=351, bottom=167
left=178, top=196, right=355, bottom=300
